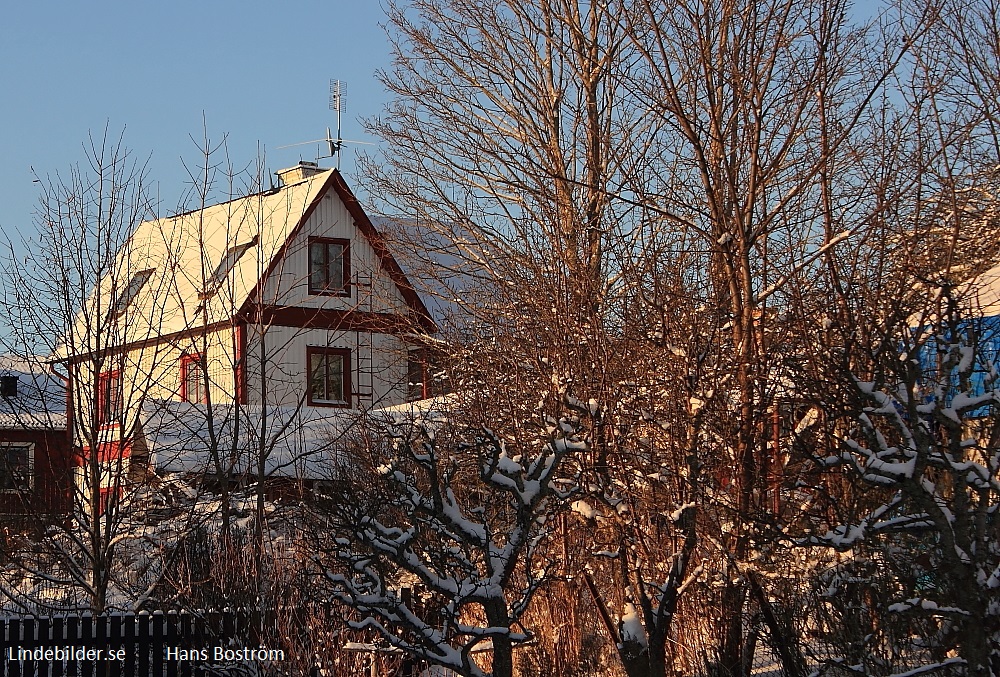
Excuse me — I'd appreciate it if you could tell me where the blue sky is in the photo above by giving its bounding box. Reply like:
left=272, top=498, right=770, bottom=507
left=0, top=1, right=889, bottom=240
left=0, top=1, right=395, bottom=237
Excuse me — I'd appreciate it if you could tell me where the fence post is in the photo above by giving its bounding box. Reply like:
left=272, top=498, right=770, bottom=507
left=36, top=616, right=50, bottom=677
left=51, top=617, right=65, bottom=677
left=150, top=613, right=163, bottom=677
left=9, top=617, right=24, bottom=677
left=80, top=615, right=93, bottom=677
left=164, top=613, right=176, bottom=677
left=123, top=614, right=134, bottom=677
left=64, top=615, right=77, bottom=677
left=135, top=613, right=149, bottom=677
left=107, top=616, right=121, bottom=677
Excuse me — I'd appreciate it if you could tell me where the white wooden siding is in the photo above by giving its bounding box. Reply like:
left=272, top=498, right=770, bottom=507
left=244, top=326, right=408, bottom=408
left=261, top=193, right=409, bottom=313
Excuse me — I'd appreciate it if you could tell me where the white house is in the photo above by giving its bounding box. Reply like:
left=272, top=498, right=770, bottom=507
left=56, top=162, right=436, bottom=490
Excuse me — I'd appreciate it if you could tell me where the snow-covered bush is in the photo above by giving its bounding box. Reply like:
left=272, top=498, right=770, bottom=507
left=798, top=302, right=1000, bottom=676
left=311, top=410, right=584, bottom=677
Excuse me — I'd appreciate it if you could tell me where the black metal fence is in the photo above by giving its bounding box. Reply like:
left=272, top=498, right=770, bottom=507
left=0, top=610, right=279, bottom=677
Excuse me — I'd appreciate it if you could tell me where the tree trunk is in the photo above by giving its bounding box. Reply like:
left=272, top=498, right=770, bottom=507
left=484, top=599, right=515, bottom=677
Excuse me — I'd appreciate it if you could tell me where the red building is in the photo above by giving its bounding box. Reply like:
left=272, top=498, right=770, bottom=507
left=0, top=360, right=71, bottom=523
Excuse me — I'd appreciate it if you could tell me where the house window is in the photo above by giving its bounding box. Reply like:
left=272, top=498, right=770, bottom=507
left=109, top=269, right=155, bottom=319
left=407, top=350, right=427, bottom=401
left=180, top=353, right=207, bottom=404
left=97, top=370, right=122, bottom=426
left=0, top=375, right=17, bottom=398
left=204, top=236, right=258, bottom=296
left=308, top=238, right=350, bottom=295
left=0, top=443, right=32, bottom=492
left=407, top=348, right=445, bottom=401
left=307, top=347, right=351, bottom=407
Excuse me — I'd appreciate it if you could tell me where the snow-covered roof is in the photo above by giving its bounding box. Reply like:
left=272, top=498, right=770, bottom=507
left=0, top=356, right=67, bottom=430
left=139, top=395, right=455, bottom=480
left=56, top=170, right=331, bottom=360
left=139, top=400, right=360, bottom=479
left=57, top=168, right=434, bottom=362
left=377, top=217, right=483, bottom=332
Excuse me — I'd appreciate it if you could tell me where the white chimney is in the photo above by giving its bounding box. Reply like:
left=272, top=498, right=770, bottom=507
left=275, top=161, right=325, bottom=186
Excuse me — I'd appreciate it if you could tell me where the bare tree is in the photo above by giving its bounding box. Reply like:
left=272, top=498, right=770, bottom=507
left=351, top=2, right=1000, bottom=676
left=608, top=2, right=963, bottom=673
left=0, top=127, right=171, bottom=613
left=359, top=0, right=949, bottom=674
left=360, top=3, right=687, bottom=673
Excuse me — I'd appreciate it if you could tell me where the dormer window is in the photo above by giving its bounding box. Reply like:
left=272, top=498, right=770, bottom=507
left=0, top=375, right=17, bottom=399
left=308, top=238, right=350, bottom=296
left=109, top=269, right=155, bottom=319
left=203, top=236, right=258, bottom=297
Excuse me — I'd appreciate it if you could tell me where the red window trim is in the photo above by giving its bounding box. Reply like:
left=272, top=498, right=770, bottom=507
left=306, top=346, right=352, bottom=408
left=77, top=441, right=131, bottom=466
left=236, top=323, right=248, bottom=405
left=407, top=348, right=429, bottom=402
left=180, top=353, right=208, bottom=404
left=96, top=370, right=122, bottom=428
left=307, top=237, right=352, bottom=297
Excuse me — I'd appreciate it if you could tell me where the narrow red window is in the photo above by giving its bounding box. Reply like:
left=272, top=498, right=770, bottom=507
left=180, top=353, right=207, bottom=404
left=97, top=370, right=122, bottom=426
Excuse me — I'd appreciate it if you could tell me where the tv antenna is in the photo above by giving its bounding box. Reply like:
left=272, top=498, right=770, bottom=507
left=277, top=79, right=373, bottom=168
left=329, top=79, right=345, bottom=164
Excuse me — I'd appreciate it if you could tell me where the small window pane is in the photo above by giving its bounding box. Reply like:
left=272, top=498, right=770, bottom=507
left=310, top=243, right=327, bottom=290
left=325, top=355, right=343, bottom=400
left=1, top=445, right=30, bottom=491
left=310, top=358, right=327, bottom=400
left=183, top=356, right=206, bottom=404
left=308, top=240, right=348, bottom=293
left=98, top=372, right=122, bottom=424
left=309, top=351, right=347, bottom=403
left=0, top=375, right=17, bottom=398
left=325, top=243, right=344, bottom=290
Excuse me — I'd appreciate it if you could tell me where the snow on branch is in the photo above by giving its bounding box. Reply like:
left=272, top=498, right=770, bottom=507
left=800, top=302, right=1000, bottom=674
left=315, top=413, right=585, bottom=676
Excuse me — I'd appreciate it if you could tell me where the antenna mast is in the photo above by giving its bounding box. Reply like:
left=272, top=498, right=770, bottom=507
left=329, top=79, right=346, bottom=168
left=277, top=81, right=372, bottom=165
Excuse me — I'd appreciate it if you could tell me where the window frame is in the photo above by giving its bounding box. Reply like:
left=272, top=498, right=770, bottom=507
left=307, top=237, right=351, bottom=297
left=0, top=442, right=33, bottom=493
left=306, top=347, right=352, bottom=408
left=407, top=348, right=428, bottom=402
left=180, top=353, right=208, bottom=404
left=96, top=370, right=123, bottom=427
left=407, top=347, right=447, bottom=401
